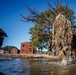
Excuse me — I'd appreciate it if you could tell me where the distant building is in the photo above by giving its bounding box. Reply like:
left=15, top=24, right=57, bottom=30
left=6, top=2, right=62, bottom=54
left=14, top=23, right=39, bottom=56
left=11, top=47, right=20, bottom=54
left=4, top=51, right=9, bottom=54
left=0, top=50, right=4, bottom=54
left=20, top=42, right=35, bottom=54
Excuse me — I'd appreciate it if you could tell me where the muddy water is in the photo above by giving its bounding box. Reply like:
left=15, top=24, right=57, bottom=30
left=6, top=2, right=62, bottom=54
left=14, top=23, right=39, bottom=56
left=0, top=57, right=76, bottom=75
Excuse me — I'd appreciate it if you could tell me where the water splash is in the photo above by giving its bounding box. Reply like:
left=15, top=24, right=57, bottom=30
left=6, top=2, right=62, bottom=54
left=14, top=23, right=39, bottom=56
left=61, top=60, right=67, bottom=66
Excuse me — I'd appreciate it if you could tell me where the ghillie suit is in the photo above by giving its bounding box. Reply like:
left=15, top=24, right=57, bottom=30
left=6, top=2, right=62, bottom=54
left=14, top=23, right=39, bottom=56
left=71, top=32, right=76, bottom=58
left=0, top=28, right=7, bottom=48
left=47, top=41, right=52, bottom=55
left=52, top=14, right=73, bottom=60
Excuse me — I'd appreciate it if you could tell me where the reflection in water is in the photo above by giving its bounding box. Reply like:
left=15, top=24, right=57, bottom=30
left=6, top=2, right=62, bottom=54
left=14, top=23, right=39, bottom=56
left=0, top=57, right=30, bottom=75
left=0, top=57, right=76, bottom=75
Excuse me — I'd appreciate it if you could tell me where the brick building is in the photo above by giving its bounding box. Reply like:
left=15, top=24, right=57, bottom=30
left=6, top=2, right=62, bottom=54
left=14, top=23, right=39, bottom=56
left=20, top=42, right=35, bottom=54
left=11, top=47, right=20, bottom=54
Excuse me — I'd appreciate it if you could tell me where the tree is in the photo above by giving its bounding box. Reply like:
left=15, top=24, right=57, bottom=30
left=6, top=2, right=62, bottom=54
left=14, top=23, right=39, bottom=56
left=21, top=0, right=74, bottom=23
left=1, top=46, right=18, bottom=53
left=21, top=0, right=75, bottom=52
left=29, top=24, right=48, bottom=51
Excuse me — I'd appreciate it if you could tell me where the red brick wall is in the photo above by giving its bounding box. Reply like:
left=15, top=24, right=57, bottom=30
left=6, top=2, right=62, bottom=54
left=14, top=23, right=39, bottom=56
left=20, top=42, right=34, bottom=54
left=11, top=48, right=18, bottom=54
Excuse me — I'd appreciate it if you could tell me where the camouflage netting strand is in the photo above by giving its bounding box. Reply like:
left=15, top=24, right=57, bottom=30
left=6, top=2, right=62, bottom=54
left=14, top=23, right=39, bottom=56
left=52, top=14, right=73, bottom=52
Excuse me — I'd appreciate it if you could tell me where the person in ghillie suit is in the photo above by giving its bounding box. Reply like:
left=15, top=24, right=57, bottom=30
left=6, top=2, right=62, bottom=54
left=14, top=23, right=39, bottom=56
left=0, top=28, right=7, bottom=48
left=47, top=41, right=52, bottom=55
left=52, top=14, right=73, bottom=65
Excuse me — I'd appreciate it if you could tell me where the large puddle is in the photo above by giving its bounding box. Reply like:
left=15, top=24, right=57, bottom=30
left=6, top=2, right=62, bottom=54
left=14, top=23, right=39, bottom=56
left=0, top=57, right=76, bottom=75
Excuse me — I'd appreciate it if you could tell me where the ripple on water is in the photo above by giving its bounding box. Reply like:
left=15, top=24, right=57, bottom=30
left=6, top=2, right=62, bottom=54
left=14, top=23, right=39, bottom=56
left=0, top=57, right=76, bottom=75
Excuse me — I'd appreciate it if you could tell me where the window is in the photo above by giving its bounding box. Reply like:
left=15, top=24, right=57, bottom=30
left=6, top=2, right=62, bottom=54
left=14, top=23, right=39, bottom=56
left=23, top=44, right=25, bottom=47
left=22, top=50, right=25, bottom=51
left=29, top=48, right=32, bottom=52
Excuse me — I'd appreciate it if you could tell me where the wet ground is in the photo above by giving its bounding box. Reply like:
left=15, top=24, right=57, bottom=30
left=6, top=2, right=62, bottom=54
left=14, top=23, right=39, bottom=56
left=0, top=57, right=76, bottom=75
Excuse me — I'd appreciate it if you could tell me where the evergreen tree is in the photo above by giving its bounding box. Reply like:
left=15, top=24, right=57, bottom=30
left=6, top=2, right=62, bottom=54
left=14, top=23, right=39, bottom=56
left=21, top=0, right=75, bottom=51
